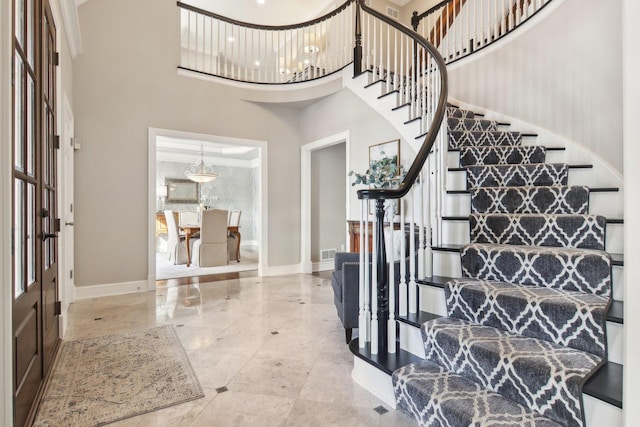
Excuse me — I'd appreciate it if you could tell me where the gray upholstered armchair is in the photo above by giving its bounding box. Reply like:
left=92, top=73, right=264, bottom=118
left=331, top=250, right=412, bottom=344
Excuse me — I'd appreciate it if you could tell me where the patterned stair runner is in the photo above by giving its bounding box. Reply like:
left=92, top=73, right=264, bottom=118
left=393, top=107, right=612, bottom=427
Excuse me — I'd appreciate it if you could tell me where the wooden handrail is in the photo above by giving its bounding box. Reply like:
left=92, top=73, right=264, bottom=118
left=356, top=0, right=449, bottom=202
left=177, top=0, right=356, bottom=31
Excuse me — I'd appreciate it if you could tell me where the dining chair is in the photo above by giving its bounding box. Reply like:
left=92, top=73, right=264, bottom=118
left=191, top=209, right=229, bottom=267
left=179, top=211, right=199, bottom=226
left=164, top=210, right=188, bottom=264
left=228, top=210, right=241, bottom=227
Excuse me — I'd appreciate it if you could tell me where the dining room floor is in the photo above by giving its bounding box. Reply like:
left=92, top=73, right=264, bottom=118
left=156, top=245, right=259, bottom=280
left=62, top=272, right=416, bottom=426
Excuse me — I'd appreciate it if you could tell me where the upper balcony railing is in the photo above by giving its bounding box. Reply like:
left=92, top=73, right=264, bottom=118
left=178, top=0, right=356, bottom=84
left=411, top=0, right=553, bottom=64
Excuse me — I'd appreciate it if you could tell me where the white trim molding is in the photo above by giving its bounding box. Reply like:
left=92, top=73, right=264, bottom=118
left=262, top=263, right=302, bottom=277
left=58, top=0, right=83, bottom=58
left=74, top=280, right=148, bottom=300
left=1, top=0, right=14, bottom=422
left=148, top=128, right=269, bottom=286
left=300, top=131, right=350, bottom=274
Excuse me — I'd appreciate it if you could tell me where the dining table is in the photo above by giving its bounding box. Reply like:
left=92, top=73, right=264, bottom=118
left=179, top=224, right=241, bottom=267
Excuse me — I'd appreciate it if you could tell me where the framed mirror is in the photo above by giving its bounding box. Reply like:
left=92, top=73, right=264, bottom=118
left=166, top=178, right=199, bottom=203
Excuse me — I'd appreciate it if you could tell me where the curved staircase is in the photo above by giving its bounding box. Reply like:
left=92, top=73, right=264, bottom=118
left=348, top=101, right=623, bottom=426
left=394, top=105, right=614, bottom=426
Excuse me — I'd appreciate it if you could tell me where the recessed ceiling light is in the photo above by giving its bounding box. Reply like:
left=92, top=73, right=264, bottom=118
left=303, top=59, right=310, bottom=65
left=227, top=36, right=235, bottom=42
left=254, top=60, right=261, bottom=67
left=257, top=0, right=265, bottom=4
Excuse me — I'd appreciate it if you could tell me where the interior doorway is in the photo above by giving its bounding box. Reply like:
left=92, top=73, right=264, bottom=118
left=301, top=131, right=350, bottom=273
left=147, top=128, right=268, bottom=284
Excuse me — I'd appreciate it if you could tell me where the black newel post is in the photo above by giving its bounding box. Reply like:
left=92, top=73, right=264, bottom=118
left=354, top=1, right=362, bottom=76
left=411, top=11, right=419, bottom=31
left=375, top=199, right=388, bottom=352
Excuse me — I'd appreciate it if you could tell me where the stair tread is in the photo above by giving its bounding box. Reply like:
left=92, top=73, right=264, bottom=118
left=416, top=275, right=456, bottom=288
left=448, top=163, right=591, bottom=172
left=447, top=186, right=619, bottom=194
left=377, top=89, right=399, bottom=99
left=433, top=243, right=624, bottom=267
left=449, top=144, right=560, bottom=152
left=363, top=78, right=384, bottom=88
left=422, top=317, right=606, bottom=424
left=583, top=361, right=623, bottom=408
left=350, top=339, right=622, bottom=409
left=349, top=339, right=421, bottom=376
left=397, top=311, right=441, bottom=328
left=392, top=102, right=411, bottom=111
left=442, top=214, right=623, bottom=224
left=394, top=359, right=566, bottom=426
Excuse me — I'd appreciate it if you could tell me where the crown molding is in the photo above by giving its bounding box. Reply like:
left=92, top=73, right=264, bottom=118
left=59, top=0, right=83, bottom=58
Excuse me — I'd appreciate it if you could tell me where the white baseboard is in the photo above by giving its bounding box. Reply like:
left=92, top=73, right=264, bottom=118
left=262, top=263, right=302, bottom=276
left=74, top=280, right=148, bottom=300
left=312, top=260, right=334, bottom=272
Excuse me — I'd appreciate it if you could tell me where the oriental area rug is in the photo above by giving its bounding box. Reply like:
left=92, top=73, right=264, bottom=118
left=33, top=325, right=204, bottom=426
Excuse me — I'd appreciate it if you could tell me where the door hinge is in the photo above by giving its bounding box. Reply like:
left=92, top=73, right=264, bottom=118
left=54, top=218, right=61, bottom=232
left=54, top=135, right=60, bottom=149
left=54, top=301, right=62, bottom=316
left=70, top=269, right=73, bottom=280
left=54, top=52, right=60, bottom=66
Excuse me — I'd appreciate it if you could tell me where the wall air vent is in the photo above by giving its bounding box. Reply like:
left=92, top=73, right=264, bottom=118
left=386, top=6, right=399, bottom=20
left=321, top=248, right=337, bottom=261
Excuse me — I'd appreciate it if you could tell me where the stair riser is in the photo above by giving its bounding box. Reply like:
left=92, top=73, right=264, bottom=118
left=448, top=145, right=568, bottom=166
left=399, top=322, right=427, bottom=358
left=442, top=191, right=623, bottom=219
left=461, top=244, right=612, bottom=296
left=441, top=220, right=623, bottom=254
left=431, top=250, right=624, bottom=302
left=413, top=284, right=623, bottom=365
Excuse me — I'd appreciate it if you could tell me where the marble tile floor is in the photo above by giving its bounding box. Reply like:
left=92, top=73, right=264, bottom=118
left=63, top=273, right=416, bottom=426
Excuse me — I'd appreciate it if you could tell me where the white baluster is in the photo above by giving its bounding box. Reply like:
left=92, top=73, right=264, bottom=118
left=418, top=171, right=425, bottom=279
left=388, top=200, right=396, bottom=354
left=409, top=186, right=417, bottom=314
left=359, top=199, right=367, bottom=348
left=399, top=198, right=408, bottom=316
left=364, top=201, right=371, bottom=343
left=371, top=200, right=379, bottom=353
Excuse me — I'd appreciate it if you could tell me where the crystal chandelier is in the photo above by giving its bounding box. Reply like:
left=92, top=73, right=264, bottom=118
left=185, top=143, right=218, bottom=183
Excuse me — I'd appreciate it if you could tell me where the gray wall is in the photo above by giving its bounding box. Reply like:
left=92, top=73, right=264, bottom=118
left=448, top=0, right=623, bottom=173
left=157, top=161, right=257, bottom=241
left=73, top=0, right=302, bottom=286
left=300, top=89, right=409, bottom=219
left=311, top=143, right=346, bottom=262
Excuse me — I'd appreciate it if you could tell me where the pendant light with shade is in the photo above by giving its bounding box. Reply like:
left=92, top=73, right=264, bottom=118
left=185, top=143, right=218, bottom=183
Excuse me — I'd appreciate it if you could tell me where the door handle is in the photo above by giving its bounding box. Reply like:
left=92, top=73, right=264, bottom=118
left=42, top=233, right=58, bottom=241
left=65, top=222, right=74, bottom=226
